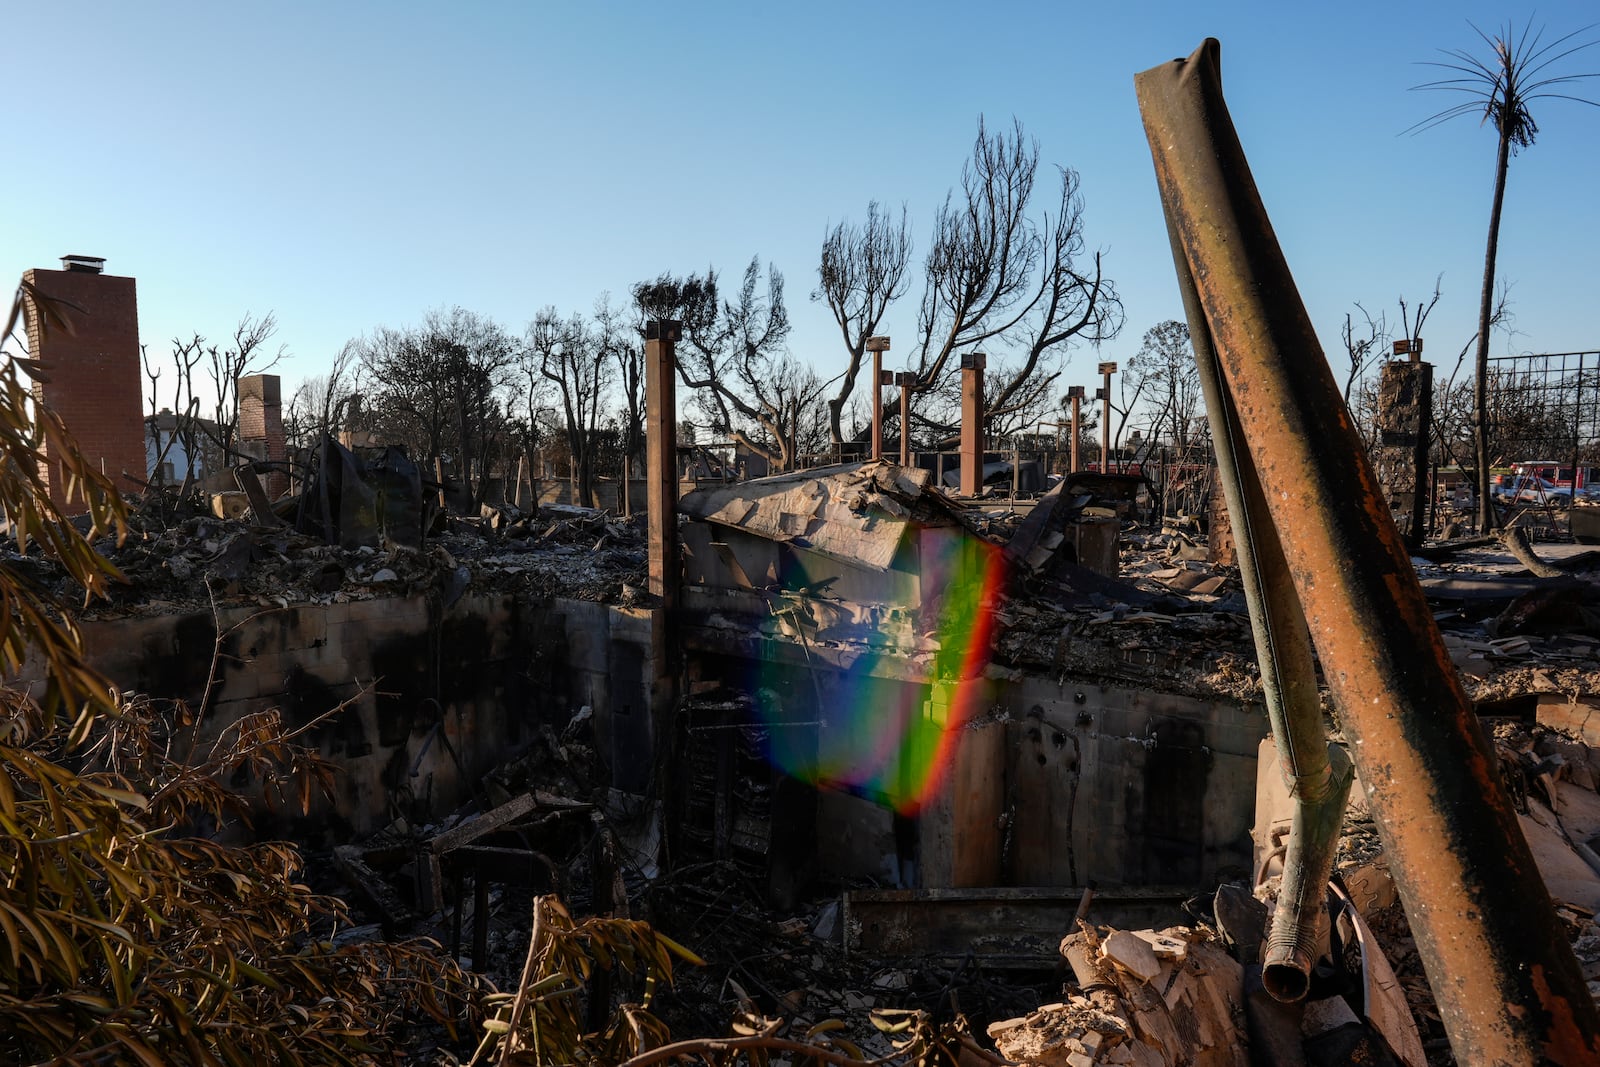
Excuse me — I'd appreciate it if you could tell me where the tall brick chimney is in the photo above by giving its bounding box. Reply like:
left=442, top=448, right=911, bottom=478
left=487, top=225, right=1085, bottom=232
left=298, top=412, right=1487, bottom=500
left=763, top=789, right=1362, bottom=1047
left=959, top=351, right=986, bottom=496
left=22, top=258, right=147, bottom=511
left=238, top=374, right=287, bottom=498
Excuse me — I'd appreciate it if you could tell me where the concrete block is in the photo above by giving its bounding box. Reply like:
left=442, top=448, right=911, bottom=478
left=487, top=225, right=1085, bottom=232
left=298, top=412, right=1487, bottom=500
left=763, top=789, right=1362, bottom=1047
left=1539, top=694, right=1600, bottom=750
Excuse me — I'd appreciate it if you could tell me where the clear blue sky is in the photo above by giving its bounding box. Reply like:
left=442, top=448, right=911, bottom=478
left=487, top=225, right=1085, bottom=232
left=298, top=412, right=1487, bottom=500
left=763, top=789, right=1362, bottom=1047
left=4, top=1, right=1597, bottom=404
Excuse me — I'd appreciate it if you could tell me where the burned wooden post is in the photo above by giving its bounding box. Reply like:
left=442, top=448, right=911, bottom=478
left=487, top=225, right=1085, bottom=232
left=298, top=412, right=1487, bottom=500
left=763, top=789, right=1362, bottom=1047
left=1068, top=385, right=1084, bottom=473
left=646, top=320, right=682, bottom=609
left=896, top=371, right=915, bottom=467
left=514, top=453, right=531, bottom=511
left=645, top=319, right=683, bottom=833
left=1374, top=344, right=1434, bottom=554
left=1099, top=361, right=1117, bottom=472
left=867, top=335, right=890, bottom=461
left=960, top=351, right=986, bottom=496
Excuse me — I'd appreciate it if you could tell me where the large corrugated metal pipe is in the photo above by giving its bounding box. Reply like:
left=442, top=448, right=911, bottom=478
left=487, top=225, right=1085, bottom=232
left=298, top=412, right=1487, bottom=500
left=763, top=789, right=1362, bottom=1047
left=1136, top=37, right=1600, bottom=1063
left=1262, top=744, right=1353, bottom=1002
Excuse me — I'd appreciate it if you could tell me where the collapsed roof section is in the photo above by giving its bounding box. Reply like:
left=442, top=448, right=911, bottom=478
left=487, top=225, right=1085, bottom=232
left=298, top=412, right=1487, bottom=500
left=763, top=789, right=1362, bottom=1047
left=678, top=461, right=970, bottom=572
left=676, top=459, right=1156, bottom=658
left=678, top=461, right=988, bottom=649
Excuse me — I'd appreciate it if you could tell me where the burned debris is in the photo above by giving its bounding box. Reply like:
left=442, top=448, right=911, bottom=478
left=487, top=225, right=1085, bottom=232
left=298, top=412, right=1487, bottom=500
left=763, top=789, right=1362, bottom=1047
left=15, top=419, right=1598, bottom=1064
left=8, top=35, right=1600, bottom=1067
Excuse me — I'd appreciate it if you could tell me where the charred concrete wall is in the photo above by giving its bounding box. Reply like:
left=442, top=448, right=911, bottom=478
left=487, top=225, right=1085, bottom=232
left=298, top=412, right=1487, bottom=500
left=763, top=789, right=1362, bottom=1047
left=46, top=587, right=1259, bottom=896
left=876, top=679, right=1257, bottom=891
left=45, top=594, right=656, bottom=840
left=688, top=635, right=1262, bottom=894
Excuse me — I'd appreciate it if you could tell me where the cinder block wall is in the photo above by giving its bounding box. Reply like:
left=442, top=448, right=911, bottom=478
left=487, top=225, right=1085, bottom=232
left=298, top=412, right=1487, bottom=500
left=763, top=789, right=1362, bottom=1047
left=23, top=268, right=147, bottom=509
left=36, top=594, right=656, bottom=839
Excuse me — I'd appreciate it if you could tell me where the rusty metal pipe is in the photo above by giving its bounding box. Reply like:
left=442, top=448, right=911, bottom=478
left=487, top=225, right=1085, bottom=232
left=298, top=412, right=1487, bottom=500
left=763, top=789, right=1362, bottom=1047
left=1165, top=201, right=1352, bottom=1003
left=1136, top=39, right=1600, bottom=1063
left=1262, top=745, right=1351, bottom=1000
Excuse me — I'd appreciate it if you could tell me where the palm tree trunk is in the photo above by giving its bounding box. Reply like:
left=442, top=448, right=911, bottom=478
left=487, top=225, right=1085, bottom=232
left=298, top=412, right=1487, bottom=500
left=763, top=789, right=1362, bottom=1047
left=1474, top=127, right=1512, bottom=531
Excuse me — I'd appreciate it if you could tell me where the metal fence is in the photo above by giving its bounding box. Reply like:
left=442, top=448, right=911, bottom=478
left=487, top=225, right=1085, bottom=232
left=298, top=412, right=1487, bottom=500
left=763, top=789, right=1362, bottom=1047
left=1486, top=350, right=1600, bottom=477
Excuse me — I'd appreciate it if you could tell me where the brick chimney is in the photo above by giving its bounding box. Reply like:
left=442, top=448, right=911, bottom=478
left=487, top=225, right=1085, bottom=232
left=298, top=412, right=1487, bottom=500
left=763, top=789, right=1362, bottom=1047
left=959, top=352, right=986, bottom=496
left=238, top=374, right=287, bottom=498
left=22, top=259, right=147, bottom=511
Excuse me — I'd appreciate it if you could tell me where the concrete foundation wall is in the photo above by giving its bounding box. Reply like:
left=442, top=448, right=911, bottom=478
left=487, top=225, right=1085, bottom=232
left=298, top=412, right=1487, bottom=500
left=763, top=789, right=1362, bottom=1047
left=40, top=594, right=654, bottom=839
left=37, top=591, right=1260, bottom=896
left=691, top=636, right=1264, bottom=893
left=915, top=678, right=1260, bottom=891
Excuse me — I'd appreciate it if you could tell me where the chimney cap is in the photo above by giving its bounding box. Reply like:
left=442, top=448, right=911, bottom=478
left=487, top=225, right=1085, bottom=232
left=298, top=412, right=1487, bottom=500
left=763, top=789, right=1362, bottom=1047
left=60, top=255, right=105, bottom=273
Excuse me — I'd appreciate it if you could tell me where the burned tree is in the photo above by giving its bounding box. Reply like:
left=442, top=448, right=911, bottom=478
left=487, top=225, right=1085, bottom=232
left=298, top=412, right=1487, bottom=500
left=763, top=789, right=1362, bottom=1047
left=911, top=118, right=1123, bottom=438
left=142, top=313, right=284, bottom=485
left=358, top=327, right=452, bottom=466
left=527, top=307, right=610, bottom=508
left=1413, top=19, right=1599, bottom=529
left=142, top=335, right=208, bottom=485
left=1132, top=321, right=1202, bottom=453
left=1339, top=304, right=1390, bottom=411
left=650, top=258, right=830, bottom=473
left=284, top=341, right=361, bottom=452
left=1125, top=321, right=1204, bottom=511
left=357, top=308, right=516, bottom=508
left=433, top=308, right=516, bottom=509
left=207, top=313, right=285, bottom=461
left=595, top=294, right=645, bottom=515
left=813, top=201, right=914, bottom=449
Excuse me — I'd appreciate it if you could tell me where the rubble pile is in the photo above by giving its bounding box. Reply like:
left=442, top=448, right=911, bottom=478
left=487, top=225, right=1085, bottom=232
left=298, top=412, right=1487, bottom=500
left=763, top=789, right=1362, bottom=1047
left=45, top=497, right=649, bottom=616
left=48, top=472, right=1600, bottom=718
left=39, top=467, right=1600, bottom=1064
left=1316, top=712, right=1600, bottom=1062
left=333, top=813, right=1057, bottom=1063
left=997, top=535, right=1600, bottom=706
left=1121, top=523, right=1235, bottom=603
left=990, top=925, right=1246, bottom=1067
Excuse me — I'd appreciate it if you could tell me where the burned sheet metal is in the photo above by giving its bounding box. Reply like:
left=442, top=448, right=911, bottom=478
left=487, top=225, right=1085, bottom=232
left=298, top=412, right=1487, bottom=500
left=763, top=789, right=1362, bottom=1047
left=295, top=436, right=425, bottom=550
left=1005, top=473, right=1138, bottom=581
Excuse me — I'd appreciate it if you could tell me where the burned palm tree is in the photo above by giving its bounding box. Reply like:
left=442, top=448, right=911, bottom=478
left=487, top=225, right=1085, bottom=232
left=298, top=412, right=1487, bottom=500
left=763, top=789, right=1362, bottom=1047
left=1411, top=20, right=1598, bottom=531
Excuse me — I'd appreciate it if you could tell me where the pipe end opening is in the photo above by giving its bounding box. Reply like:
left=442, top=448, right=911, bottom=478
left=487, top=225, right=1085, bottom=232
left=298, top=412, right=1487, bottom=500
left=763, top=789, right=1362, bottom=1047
left=1261, top=961, right=1311, bottom=1003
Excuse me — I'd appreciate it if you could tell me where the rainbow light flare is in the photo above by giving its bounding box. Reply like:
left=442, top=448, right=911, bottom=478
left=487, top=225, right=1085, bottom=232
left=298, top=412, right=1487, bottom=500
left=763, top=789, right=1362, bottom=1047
left=752, top=533, right=1008, bottom=814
